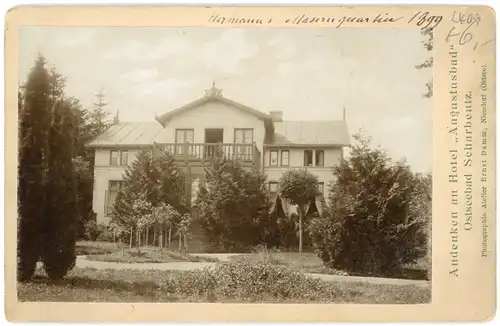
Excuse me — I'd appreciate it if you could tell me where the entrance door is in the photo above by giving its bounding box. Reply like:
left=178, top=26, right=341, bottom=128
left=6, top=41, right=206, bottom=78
left=204, top=129, right=224, bottom=158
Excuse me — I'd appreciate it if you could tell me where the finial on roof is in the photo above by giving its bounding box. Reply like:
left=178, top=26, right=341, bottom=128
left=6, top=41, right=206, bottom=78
left=205, top=81, right=223, bottom=97
left=342, top=105, right=346, bottom=121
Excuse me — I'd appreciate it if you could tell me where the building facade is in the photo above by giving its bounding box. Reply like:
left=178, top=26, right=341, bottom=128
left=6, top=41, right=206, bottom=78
left=88, top=84, right=350, bottom=225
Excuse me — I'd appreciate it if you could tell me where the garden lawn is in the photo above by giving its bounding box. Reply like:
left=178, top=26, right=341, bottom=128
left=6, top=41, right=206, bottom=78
left=76, top=241, right=218, bottom=263
left=19, top=263, right=430, bottom=304
left=230, top=251, right=430, bottom=280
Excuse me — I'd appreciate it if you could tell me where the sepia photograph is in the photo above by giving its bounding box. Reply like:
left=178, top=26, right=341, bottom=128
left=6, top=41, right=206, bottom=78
left=14, top=25, right=435, bottom=305
left=4, top=2, right=498, bottom=321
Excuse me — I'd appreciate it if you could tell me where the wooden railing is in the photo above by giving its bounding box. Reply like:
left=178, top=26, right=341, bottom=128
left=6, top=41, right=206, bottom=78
left=158, top=143, right=260, bottom=165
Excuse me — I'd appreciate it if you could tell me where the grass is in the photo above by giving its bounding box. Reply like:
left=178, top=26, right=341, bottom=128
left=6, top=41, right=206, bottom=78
left=76, top=240, right=219, bottom=263
left=230, top=250, right=430, bottom=280
left=230, top=251, right=348, bottom=276
left=18, top=264, right=430, bottom=304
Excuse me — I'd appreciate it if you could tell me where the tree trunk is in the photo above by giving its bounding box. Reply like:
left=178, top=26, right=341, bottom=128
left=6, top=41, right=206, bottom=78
left=153, top=228, right=157, bottom=249
left=136, top=229, right=141, bottom=252
left=159, top=227, right=163, bottom=251
left=146, top=227, right=150, bottom=246
left=298, top=208, right=304, bottom=253
left=178, top=234, right=182, bottom=251
left=129, top=227, right=133, bottom=249
left=183, top=234, right=188, bottom=252
left=168, top=227, right=172, bottom=249
left=113, top=230, right=117, bottom=249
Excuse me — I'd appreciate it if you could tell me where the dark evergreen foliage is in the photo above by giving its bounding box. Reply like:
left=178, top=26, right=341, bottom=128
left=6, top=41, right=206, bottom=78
left=17, top=55, right=51, bottom=281
left=41, top=100, right=77, bottom=279
left=111, top=149, right=187, bottom=245
left=196, top=146, right=270, bottom=252
left=18, top=55, right=78, bottom=281
left=309, top=134, right=430, bottom=275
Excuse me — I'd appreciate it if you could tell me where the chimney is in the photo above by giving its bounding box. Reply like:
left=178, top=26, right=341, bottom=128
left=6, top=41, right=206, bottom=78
left=269, top=111, right=283, bottom=122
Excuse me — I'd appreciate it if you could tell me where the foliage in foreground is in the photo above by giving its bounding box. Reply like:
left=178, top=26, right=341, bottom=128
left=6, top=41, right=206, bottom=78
left=309, top=134, right=431, bottom=276
left=18, top=265, right=430, bottom=304
left=162, top=260, right=344, bottom=302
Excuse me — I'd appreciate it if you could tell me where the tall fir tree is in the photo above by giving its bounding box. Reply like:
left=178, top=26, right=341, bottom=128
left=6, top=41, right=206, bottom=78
left=41, top=99, right=78, bottom=278
left=18, top=55, right=79, bottom=280
left=86, top=88, right=112, bottom=139
left=17, top=54, right=51, bottom=281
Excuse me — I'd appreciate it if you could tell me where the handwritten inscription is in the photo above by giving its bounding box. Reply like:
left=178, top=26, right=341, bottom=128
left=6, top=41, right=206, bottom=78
left=446, top=10, right=492, bottom=50
left=408, top=11, right=443, bottom=30
left=285, top=13, right=402, bottom=27
left=208, top=13, right=271, bottom=25
left=207, top=12, right=406, bottom=28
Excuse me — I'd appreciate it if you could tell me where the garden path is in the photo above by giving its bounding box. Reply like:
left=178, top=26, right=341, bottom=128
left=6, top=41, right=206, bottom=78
left=75, top=255, right=430, bottom=288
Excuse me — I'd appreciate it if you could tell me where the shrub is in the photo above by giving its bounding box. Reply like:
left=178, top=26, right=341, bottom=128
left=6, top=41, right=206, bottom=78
left=196, top=146, right=271, bottom=252
left=161, top=260, right=342, bottom=302
left=84, top=220, right=101, bottom=241
left=96, top=224, right=115, bottom=242
left=310, top=134, right=429, bottom=276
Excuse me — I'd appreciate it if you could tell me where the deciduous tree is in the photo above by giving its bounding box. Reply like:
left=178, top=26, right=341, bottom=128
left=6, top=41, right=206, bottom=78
left=277, top=169, right=318, bottom=253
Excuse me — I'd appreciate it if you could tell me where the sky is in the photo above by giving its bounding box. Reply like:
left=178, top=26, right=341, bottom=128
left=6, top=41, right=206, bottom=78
left=19, top=27, right=432, bottom=173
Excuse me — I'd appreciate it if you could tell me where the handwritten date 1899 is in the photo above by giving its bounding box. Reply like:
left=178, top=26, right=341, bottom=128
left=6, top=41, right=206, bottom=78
left=408, top=11, right=443, bottom=30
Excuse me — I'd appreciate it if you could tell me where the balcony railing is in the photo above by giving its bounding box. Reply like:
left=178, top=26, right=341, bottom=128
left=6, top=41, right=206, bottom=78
left=157, top=143, right=260, bottom=165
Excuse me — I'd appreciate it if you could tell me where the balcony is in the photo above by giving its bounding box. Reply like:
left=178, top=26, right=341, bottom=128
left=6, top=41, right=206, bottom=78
left=156, top=143, right=261, bottom=166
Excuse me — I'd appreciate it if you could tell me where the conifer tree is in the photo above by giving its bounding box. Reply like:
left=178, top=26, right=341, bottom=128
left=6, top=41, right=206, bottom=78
left=17, top=55, right=51, bottom=281
left=41, top=99, right=77, bottom=279
left=196, top=146, right=270, bottom=251
left=310, top=133, right=429, bottom=275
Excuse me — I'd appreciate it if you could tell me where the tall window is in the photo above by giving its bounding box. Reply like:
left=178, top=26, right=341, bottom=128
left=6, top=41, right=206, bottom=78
left=110, top=150, right=119, bottom=166
left=281, top=150, right=290, bottom=166
left=120, top=150, right=128, bottom=166
left=270, top=150, right=278, bottom=166
left=315, top=150, right=325, bottom=167
left=304, top=150, right=313, bottom=166
left=234, top=128, right=253, bottom=159
left=105, top=180, right=124, bottom=215
left=175, top=129, right=194, bottom=155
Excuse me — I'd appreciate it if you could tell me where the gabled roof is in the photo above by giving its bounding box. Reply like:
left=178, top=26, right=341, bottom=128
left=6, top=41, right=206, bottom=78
left=155, top=83, right=274, bottom=132
left=266, top=120, right=350, bottom=147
